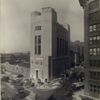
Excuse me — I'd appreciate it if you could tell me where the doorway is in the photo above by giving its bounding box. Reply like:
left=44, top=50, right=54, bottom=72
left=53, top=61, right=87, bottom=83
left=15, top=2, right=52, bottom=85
left=36, top=70, right=38, bottom=79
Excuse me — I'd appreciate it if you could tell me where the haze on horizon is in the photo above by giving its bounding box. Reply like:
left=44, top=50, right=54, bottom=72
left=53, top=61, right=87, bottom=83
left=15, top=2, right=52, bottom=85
left=0, top=0, right=84, bottom=53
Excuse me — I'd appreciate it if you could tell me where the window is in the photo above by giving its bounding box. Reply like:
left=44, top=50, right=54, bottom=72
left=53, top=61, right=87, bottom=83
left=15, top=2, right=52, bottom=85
left=89, top=36, right=100, bottom=45
left=89, top=26, right=93, bottom=32
left=89, top=49, right=93, bottom=55
left=90, top=84, right=100, bottom=93
left=93, top=48, right=96, bottom=55
left=35, top=35, right=41, bottom=55
left=97, top=48, right=100, bottom=55
left=65, top=41, right=68, bottom=56
left=38, top=36, right=41, bottom=44
left=97, top=36, right=100, bottom=40
left=96, top=24, right=100, bottom=31
left=35, top=26, right=41, bottom=31
left=38, top=45, right=41, bottom=55
left=57, top=37, right=68, bottom=56
left=38, top=36, right=41, bottom=55
left=57, top=37, right=60, bottom=56
left=89, top=37, right=92, bottom=44
left=90, top=60, right=100, bottom=67
left=35, top=36, right=38, bottom=54
left=89, top=24, right=98, bottom=32
left=60, top=39, right=62, bottom=56
left=90, top=71, right=100, bottom=80
left=93, top=25, right=96, bottom=31
left=89, top=12, right=99, bottom=23
left=93, top=36, right=96, bottom=40
left=89, top=48, right=100, bottom=56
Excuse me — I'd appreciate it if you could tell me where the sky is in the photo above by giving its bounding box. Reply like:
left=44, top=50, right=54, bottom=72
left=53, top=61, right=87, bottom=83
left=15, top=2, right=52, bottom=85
left=0, top=0, right=84, bottom=53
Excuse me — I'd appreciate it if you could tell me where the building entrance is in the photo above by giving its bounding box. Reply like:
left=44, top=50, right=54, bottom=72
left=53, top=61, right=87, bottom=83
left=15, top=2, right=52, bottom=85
left=36, top=70, right=38, bottom=79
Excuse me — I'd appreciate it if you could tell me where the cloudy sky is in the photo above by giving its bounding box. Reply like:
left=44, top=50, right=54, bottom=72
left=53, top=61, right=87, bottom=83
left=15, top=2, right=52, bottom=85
left=0, top=0, right=84, bottom=53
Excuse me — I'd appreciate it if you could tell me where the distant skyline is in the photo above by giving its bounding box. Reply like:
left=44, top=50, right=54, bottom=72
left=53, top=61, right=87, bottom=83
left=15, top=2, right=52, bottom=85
left=1, top=0, right=84, bottom=53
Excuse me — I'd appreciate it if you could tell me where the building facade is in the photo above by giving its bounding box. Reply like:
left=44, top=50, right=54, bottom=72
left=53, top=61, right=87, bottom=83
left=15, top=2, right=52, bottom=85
left=30, top=7, right=70, bottom=82
left=79, top=0, right=100, bottom=99
left=70, top=41, right=84, bottom=67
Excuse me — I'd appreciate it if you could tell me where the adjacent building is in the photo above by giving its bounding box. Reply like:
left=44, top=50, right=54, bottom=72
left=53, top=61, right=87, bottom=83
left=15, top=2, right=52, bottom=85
left=30, top=7, right=70, bottom=82
left=79, top=0, right=100, bottom=99
left=70, top=41, right=84, bottom=67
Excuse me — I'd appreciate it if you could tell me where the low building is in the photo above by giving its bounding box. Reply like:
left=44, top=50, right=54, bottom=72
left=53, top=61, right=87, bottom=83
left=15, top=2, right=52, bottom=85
left=1, top=62, right=30, bottom=78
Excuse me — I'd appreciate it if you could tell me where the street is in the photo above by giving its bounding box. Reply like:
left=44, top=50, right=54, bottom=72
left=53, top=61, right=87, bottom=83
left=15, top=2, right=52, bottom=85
left=1, top=69, right=82, bottom=100
left=28, top=79, right=73, bottom=100
left=1, top=78, right=73, bottom=100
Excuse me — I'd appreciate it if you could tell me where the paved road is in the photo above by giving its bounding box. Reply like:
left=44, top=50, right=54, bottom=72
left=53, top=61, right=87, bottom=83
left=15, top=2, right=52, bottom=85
left=29, top=87, right=53, bottom=100
left=1, top=71, right=73, bottom=100
left=29, top=79, right=72, bottom=100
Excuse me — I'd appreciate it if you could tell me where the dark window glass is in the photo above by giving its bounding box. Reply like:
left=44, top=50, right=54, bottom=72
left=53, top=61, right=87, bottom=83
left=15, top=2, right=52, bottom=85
left=38, top=45, right=41, bottom=55
left=57, top=37, right=59, bottom=56
left=38, top=36, right=41, bottom=44
left=35, top=26, right=41, bottom=31
left=35, top=35, right=41, bottom=55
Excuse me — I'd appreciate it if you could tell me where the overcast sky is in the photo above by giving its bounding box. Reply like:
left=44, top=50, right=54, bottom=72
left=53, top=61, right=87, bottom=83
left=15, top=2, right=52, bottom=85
left=0, top=0, right=84, bottom=53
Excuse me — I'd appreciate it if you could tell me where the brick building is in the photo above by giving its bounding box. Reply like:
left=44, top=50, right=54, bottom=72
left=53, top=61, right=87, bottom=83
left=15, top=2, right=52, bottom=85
left=79, top=0, right=100, bottom=99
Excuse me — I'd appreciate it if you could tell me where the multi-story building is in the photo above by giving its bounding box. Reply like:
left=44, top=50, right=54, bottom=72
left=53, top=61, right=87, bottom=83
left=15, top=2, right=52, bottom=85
left=79, top=0, right=100, bottom=99
left=70, top=41, right=84, bottom=67
left=30, top=7, right=70, bottom=82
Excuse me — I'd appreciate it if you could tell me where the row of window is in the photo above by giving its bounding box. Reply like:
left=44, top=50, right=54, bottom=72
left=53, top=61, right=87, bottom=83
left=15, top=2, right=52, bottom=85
left=89, top=23, right=100, bottom=32
left=89, top=11, right=100, bottom=23
left=89, top=48, right=100, bottom=56
left=90, top=84, right=100, bottom=93
left=57, top=37, right=68, bottom=56
left=89, top=36, right=100, bottom=44
left=90, top=60, right=100, bottom=67
left=88, top=0, right=100, bottom=94
left=35, top=35, right=41, bottom=55
left=89, top=25, right=96, bottom=32
left=90, top=71, right=100, bottom=80
left=35, top=26, right=41, bottom=31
